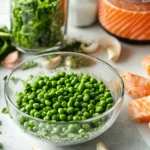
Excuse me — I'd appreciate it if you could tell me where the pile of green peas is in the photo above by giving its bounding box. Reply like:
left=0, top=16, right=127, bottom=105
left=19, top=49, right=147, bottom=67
left=16, top=72, right=114, bottom=122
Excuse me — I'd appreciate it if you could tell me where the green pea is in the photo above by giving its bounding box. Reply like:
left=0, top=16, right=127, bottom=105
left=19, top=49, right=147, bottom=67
left=51, top=127, right=60, bottom=134
left=95, top=106, right=104, bottom=113
left=100, top=84, right=106, bottom=89
left=67, top=107, right=75, bottom=114
left=26, top=104, right=32, bottom=111
left=51, top=81, right=57, bottom=87
left=20, top=107, right=26, bottom=112
left=67, top=115, right=73, bottom=121
left=33, top=103, right=40, bottom=109
left=89, top=110, right=94, bottom=115
left=99, top=88, right=105, bottom=93
left=65, top=79, right=70, bottom=84
left=51, top=109, right=57, bottom=115
left=104, top=92, right=112, bottom=98
left=83, top=94, right=90, bottom=102
left=74, top=83, right=80, bottom=89
left=45, top=106, right=52, bottom=111
left=22, top=96, right=29, bottom=102
left=82, top=124, right=91, bottom=131
left=29, top=100, right=34, bottom=105
left=100, top=101, right=107, bottom=107
left=34, top=112, right=40, bottom=118
left=58, top=108, right=65, bottom=114
left=73, top=116, right=81, bottom=121
left=43, top=86, right=48, bottom=91
left=44, top=93, right=50, bottom=99
left=82, top=108, right=87, bottom=113
left=38, top=80, right=45, bottom=87
left=74, top=101, right=80, bottom=107
left=83, top=89, right=90, bottom=94
left=44, top=116, right=49, bottom=120
left=94, top=83, right=99, bottom=89
left=76, top=111, right=82, bottom=116
left=88, top=104, right=95, bottom=110
left=52, top=115, right=58, bottom=121
left=93, top=113, right=100, bottom=117
left=85, top=82, right=93, bottom=89
left=61, top=101, right=67, bottom=108
left=53, top=102, right=61, bottom=109
left=59, top=114, right=67, bottom=121
left=107, top=103, right=113, bottom=110
left=83, top=111, right=90, bottom=118
left=106, top=98, right=113, bottom=103
left=30, top=109, right=37, bottom=116
left=90, top=100, right=95, bottom=105
left=33, top=127, right=38, bottom=132
left=45, top=100, right=52, bottom=106
left=58, top=95, right=64, bottom=102
left=68, top=124, right=80, bottom=132
left=78, top=83, right=85, bottom=92
left=82, top=103, right=88, bottom=108
left=38, top=93, right=44, bottom=99
left=81, top=116, right=86, bottom=120
left=95, top=95, right=100, bottom=102
left=47, top=111, right=53, bottom=118
left=90, top=77, right=97, bottom=83
left=68, top=87, right=74, bottom=93
left=77, top=94, right=83, bottom=100
left=49, top=91, right=55, bottom=98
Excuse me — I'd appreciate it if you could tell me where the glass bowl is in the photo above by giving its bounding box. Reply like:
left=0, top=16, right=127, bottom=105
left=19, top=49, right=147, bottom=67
left=4, top=52, right=124, bottom=146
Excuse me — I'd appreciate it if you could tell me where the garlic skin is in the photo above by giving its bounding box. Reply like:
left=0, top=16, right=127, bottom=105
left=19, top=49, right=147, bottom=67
left=69, top=0, right=98, bottom=27
left=97, top=141, right=109, bottom=150
left=41, top=55, right=62, bottom=69
left=81, top=41, right=100, bottom=54
left=99, top=36, right=121, bottom=62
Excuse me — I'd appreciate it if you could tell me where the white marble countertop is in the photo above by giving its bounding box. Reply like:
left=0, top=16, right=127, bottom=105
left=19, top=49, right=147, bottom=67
left=1, top=0, right=150, bottom=150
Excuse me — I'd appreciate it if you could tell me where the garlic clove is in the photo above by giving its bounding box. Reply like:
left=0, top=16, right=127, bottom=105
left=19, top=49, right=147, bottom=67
left=99, top=36, right=121, bottom=62
left=2, top=51, right=19, bottom=64
left=2, top=60, right=19, bottom=69
left=64, top=56, right=72, bottom=67
left=81, top=41, right=100, bottom=54
left=41, top=55, right=62, bottom=69
left=2, top=51, right=19, bottom=69
left=97, top=141, right=109, bottom=150
left=107, top=44, right=120, bottom=61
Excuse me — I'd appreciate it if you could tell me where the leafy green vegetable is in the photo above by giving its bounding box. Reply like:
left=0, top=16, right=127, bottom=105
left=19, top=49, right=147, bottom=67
left=22, top=60, right=38, bottom=70
left=0, top=25, right=15, bottom=61
left=11, top=0, right=65, bottom=50
left=0, top=143, right=3, bottom=150
left=62, top=40, right=82, bottom=52
left=10, top=77, right=21, bottom=83
left=1, top=107, right=8, bottom=114
left=3, top=76, right=7, bottom=81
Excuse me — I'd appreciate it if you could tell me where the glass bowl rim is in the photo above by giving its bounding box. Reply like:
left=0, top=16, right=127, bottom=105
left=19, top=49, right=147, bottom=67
left=4, top=51, right=124, bottom=124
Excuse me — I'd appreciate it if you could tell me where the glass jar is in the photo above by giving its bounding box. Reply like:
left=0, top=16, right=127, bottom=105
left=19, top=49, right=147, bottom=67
left=98, top=0, right=150, bottom=43
left=69, top=0, right=98, bottom=27
left=10, top=0, right=68, bottom=53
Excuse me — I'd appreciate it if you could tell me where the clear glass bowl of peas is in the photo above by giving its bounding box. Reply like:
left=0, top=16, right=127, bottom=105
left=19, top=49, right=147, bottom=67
left=4, top=52, right=124, bottom=146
